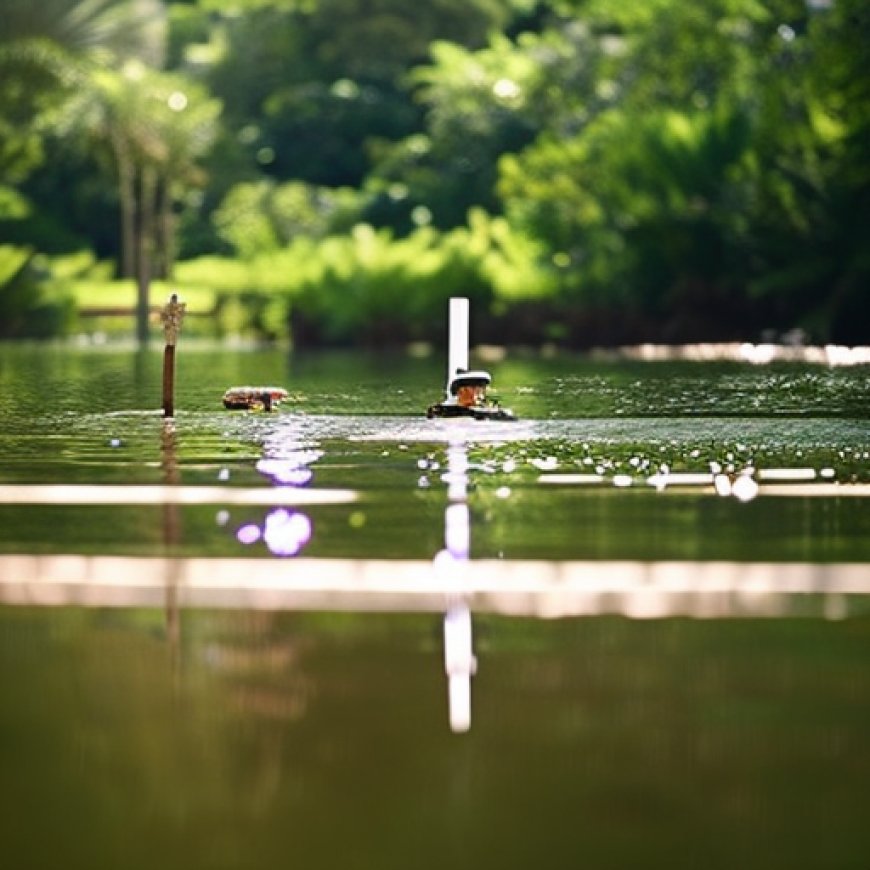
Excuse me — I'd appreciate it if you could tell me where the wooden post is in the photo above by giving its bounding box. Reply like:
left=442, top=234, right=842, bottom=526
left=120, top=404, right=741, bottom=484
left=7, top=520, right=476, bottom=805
left=160, top=293, right=186, bottom=417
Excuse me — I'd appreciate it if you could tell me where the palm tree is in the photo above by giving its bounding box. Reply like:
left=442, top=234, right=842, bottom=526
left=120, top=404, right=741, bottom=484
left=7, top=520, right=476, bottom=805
left=1, top=0, right=220, bottom=344
left=81, top=63, right=220, bottom=342
left=0, top=0, right=165, bottom=64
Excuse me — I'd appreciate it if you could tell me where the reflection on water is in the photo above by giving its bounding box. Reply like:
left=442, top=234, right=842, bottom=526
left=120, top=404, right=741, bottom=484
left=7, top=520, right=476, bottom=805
left=443, top=603, right=475, bottom=733
left=3, top=554, right=869, bottom=617
left=231, top=440, right=321, bottom=555
left=235, top=508, right=313, bottom=556
left=435, top=437, right=477, bottom=732
left=255, top=457, right=315, bottom=486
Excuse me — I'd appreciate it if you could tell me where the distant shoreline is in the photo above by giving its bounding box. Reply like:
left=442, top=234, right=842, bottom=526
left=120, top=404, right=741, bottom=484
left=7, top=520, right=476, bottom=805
left=588, top=342, right=870, bottom=367
left=3, top=333, right=869, bottom=367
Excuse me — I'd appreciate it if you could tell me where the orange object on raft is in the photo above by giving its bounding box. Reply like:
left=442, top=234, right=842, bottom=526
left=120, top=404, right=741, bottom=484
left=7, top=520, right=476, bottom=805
left=425, top=369, right=517, bottom=421
left=222, top=386, right=289, bottom=411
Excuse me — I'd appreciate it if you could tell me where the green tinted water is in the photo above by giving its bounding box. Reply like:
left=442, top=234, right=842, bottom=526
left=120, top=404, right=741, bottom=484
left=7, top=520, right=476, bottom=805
left=2, top=608, right=869, bottom=870
left=0, top=344, right=867, bottom=559
left=0, top=343, right=869, bottom=869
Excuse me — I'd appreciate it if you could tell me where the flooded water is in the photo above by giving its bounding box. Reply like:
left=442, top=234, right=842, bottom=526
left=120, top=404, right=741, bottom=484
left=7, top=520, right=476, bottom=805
left=0, top=342, right=869, bottom=869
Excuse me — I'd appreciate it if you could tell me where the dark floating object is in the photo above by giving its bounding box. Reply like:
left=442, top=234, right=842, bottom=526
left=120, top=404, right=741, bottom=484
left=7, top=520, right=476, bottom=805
left=427, top=402, right=516, bottom=421
left=222, top=386, right=289, bottom=412
left=427, top=369, right=516, bottom=420
left=426, top=298, right=517, bottom=421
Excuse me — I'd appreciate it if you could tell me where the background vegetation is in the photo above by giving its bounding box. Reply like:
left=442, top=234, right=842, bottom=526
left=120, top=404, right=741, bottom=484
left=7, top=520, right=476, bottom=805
left=1, top=0, right=867, bottom=346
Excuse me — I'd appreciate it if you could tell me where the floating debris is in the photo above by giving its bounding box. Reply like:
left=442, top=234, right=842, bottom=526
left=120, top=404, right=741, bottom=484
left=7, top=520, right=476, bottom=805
left=222, top=386, right=289, bottom=411
left=427, top=368, right=516, bottom=420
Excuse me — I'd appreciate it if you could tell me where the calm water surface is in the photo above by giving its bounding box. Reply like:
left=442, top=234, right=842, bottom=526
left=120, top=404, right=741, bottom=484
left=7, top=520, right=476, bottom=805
left=0, top=343, right=868, bottom=869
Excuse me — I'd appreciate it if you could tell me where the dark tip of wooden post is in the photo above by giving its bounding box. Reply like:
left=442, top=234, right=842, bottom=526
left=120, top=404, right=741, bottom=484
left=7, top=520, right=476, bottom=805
left=163, top=345, right=176, bottom=417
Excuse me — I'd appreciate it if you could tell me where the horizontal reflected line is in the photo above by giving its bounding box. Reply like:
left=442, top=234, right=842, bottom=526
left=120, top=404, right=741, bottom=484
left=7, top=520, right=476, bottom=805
left=537, top=475, right=870, bottom=497
left=0, top=555, right=867, bottom=618
left=0, top=485, right=357, bottom=506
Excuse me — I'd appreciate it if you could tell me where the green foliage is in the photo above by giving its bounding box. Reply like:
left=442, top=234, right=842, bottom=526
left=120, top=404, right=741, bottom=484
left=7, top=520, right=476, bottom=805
left=492, top=0, right=870, bottom=341
left=0, top=187, right=32, bottom=221
left=738, top=0, right=870, bottom=342
left=212, top=182, right=282, bottom=256
left=279, top=211, right=552, bottom=345
left=78, top=62, right=221, bottom=180
left=0, top=0, right=167, bottom=66
left=503, top=105, right=755, bottom=304
left=469, top=209, right=557, bottom=303
left=212, top=179, right=365, bottom=257
left=289, top=223, right=494, bottom=345
left=0, top=246, right=75, bottom=338
left=172, top=253, right=297, bottom=339
left=0, top=0, right=867, bottom=344
left=0, top=0, right=169, bottom=185
left=366, top=34, right=542, bottom=228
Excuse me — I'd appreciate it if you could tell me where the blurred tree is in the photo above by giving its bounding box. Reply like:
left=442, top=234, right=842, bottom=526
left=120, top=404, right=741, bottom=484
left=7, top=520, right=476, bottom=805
left=0, top=0, right=166, bottom=186
left=743, top=0, right=870, bottom=341
left=500, top=106, right=757, bottom=337
left=0, top=0, right=866, bottom=344
left=575, top=0, right=766, bottom=109
left=364, top=15, right=618, bottom=232
left=0, top=0, right=172, bottom=341
left=67, top=62, right=220, bottom=341
left=366, top=35, right=541, bottom=230
left=0, top=245, right=74, bottom=338
left=497, top=0, right=869, bottom=342
left=201, top=0, right=526, bottom=191
left=212, top=178, right=363, bottom=257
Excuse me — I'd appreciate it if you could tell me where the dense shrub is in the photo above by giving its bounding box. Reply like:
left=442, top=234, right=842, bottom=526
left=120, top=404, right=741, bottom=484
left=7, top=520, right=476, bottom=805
left=0, top=246, right=75, bottom=338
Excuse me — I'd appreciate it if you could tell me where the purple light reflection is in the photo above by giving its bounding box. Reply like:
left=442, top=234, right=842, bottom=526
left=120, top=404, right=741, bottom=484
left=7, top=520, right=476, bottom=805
left=256, top=452, right=321, bottom=486
left=234, top=509, right=312, bottom=555
left=264, top=508, right=313, bottom=556
left=236, top=523, right=262, bottom=545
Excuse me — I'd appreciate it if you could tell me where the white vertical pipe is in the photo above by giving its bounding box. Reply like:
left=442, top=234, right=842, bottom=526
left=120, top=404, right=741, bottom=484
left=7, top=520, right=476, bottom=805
left=447, top=297, right=469, bottom=393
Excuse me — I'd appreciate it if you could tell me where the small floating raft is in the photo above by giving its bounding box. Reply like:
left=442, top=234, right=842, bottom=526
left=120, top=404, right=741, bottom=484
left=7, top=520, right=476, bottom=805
left=222, top=386, right=289, bottom=411
left=426, top=402, right=516, bottom=421
left=426, top=299, right=517, bottom=421
left=426, top=369, right=516, bottom=421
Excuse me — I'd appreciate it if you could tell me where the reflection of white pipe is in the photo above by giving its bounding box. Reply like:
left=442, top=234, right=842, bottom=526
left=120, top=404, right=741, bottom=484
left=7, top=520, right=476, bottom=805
left=447, top=675, right=471, bottom=733
left=444, top=604, right=476, bottom=733
left=444, top=604, right=475, bottom=671
left=445, top=503, right=470, bottom=559
left=445, top=439, right=469, bottom=501
left=440, top=435, right=475, bottom=732
left=447, top=297, right=469, bottom=395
